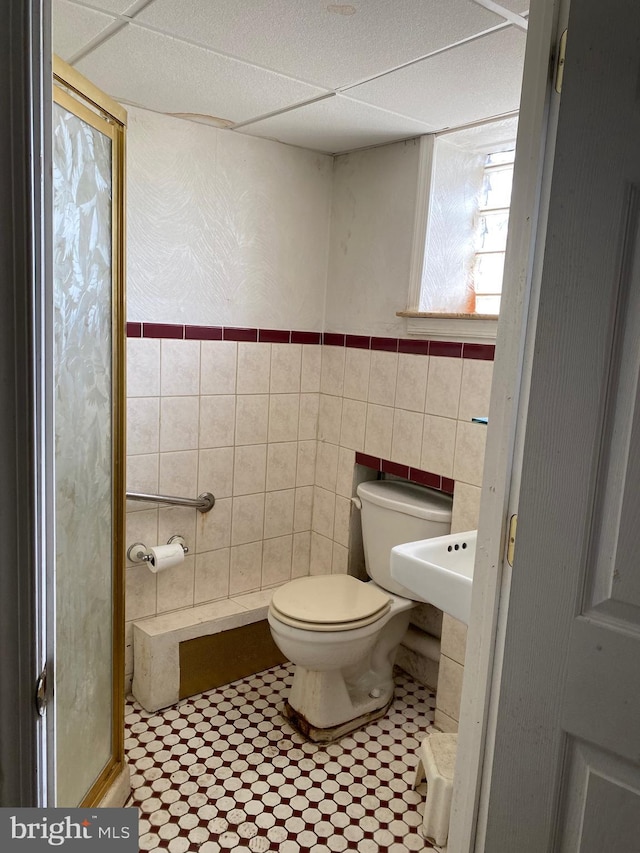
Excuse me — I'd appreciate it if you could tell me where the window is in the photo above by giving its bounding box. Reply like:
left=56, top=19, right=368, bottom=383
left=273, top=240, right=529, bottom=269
left=402, top=117, right=518, bottom=341
left=471, top=150, right=515, bottom=315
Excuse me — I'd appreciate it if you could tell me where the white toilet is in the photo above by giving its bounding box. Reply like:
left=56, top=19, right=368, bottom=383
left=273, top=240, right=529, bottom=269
left=268, top=479, right=452, bottom=742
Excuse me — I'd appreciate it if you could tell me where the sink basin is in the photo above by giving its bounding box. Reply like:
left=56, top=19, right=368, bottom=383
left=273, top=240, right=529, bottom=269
left=391, top=529, right=476, bottom=624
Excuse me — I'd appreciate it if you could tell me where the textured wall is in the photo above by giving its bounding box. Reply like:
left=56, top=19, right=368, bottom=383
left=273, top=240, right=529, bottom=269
left=325, top=138, right=421, bottom=337
left=127, top=106, right=333, bottom=329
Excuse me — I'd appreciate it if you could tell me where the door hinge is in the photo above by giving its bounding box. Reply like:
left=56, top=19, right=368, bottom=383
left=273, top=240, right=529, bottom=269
left=507, top=514, right=518, bottom=567
left=35, top=665, right=47, bottom=717
left=555, top=29, right=568, bottom=94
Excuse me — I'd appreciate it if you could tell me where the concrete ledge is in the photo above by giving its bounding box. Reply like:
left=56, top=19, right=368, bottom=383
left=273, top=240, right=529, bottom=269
left=414, top=732, right=457, bottom=847
left=132, top=590, right=276, bottom=712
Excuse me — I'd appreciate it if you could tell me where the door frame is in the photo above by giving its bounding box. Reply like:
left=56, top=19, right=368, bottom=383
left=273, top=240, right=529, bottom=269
left=448, top=0, right=570, bottom=849
left=0, top=0, right=51, bottom=807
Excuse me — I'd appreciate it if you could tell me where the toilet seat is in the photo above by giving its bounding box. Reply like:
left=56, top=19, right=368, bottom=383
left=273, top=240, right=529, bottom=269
left=270, top=575, right=391, bottom=632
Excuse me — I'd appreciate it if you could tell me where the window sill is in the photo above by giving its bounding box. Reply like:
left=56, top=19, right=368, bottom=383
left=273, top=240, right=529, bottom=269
left=397, top=311, right=498, bottom=344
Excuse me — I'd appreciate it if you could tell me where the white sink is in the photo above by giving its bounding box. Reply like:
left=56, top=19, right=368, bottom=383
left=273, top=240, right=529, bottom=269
left=391, top=529, right=476, bottom=624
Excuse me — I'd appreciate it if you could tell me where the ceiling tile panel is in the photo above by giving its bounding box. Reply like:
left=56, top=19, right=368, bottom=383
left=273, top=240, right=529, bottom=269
left=471, top=0, right=529, bottom=13
left=71, top=0, right=140, bottom=12
left=346, top=26, right=526, bottom=131
left=52, top=0, right=117, bottom=61
left=235, top=95, right=436, bottom=154
left=134, top=0, right=505, bottom=89
left=75, top=25, right=329, bottom=124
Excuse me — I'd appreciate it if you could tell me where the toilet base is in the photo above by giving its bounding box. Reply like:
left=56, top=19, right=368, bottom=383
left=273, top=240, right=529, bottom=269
left=281, top=694, right=394, bottom=743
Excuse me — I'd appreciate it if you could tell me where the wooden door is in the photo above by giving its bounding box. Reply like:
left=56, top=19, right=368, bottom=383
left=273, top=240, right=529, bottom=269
left=483, top=2, right=640, bottom=850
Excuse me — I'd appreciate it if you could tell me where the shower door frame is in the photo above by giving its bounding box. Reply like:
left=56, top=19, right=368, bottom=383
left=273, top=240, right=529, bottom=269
left=51, top=56, right=127, bottom=808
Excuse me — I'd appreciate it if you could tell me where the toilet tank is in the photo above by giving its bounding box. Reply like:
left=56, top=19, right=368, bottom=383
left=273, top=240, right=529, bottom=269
left=357, top=480, right=453, bottom=598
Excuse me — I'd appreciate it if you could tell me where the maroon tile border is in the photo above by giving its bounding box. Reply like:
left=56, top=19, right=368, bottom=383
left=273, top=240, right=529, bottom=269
left=291, top=330, right=322, bottom=345
left=142, top=322, right=184, bottom=339
left=323, top=332, right=345, bottom=347
left=185, top=325, right=222, bottom=340
left=126, top=324, right=494, bottom=360
left=463, top=343, right=495, bottom=360
left=399, top=339, right=429, bottom=355
left=429, top=340, right=463, bottom=358
left=355, top=452, right=455, bottom=496
left=409, top=468, right=442, bottom=490
left=371, top=337, right=399, bottom=352
left=382, top=460, right=410, bottom=479
left=223, top=327, right=258, bottom=342
left=259, top=329, right=291, bottom=343
left=441, top=477, right=455, bottom=495
left=355, top=452, right=381, bottom=470
left=346, top=334, right=371, bottom=349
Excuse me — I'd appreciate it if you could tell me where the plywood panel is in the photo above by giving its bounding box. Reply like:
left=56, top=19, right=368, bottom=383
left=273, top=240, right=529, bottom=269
left=179, top=620, right=288, bottom=699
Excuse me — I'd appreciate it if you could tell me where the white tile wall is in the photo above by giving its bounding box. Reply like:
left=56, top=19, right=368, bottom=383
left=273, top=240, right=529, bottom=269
left=421, top=415, right=457, bottom=478
left=235, top=396, right=269, bottom=445
left=237, top=342, right=271, bottom=394
left=201, top=341, right=237, bottom=395
left=232, top=444, right=267, bottom=496
left=158, top=450, right=198, bottom=498
left=391, top=409, right=423, bottom=468
left=368, top=351, right=398, bottom=406
left=127, top=338, right=160, bottom=397
left=315, top=441, right=339, bottom=493
left=343, top=348, right=371, bottom=401
left=301, top=345, right=321, bottom=393
left=320, top=346, right=346, bottom=397
left=395, top=353, right=429, bottom=412
left=127, top=397, right=160, bottom=456
left=292, top=531, right=311, bottom=578
left=364, top=403, right=394, bottom=459
left=293, top=487, right=313, bottom=533
left=160, top=396, right=200, bottom=451
left=160, top=340, right=200, bottom=396
left=270, top=344, right=302, bottom=394
left=340, top=398, right=367, bottom=451
left=199, top=395, right=235, bottom=448
left=264, top=490, right=295, bottom=539
left=425, top=356, right=462, bottom=419
left=194, top=548, right=230, bottom=604
left=125, top=336, right=493, bottom=693
left=266, top=442, right=298, bottom=491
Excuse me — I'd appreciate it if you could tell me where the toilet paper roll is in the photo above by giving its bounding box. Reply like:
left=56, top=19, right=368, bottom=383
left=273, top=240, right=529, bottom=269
left=147, top=542, right=184, bottom=574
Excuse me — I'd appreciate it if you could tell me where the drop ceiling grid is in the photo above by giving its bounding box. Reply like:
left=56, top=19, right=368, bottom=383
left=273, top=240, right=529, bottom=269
left=131, top=0, right=508, bottom=91
left=74, top=23, right=331, bottom=124
left=55, top=0, right=530, bottom=154
left=52, top=0, right=117, bottom=60
left=69, top=0, right=143, bottom=13
left=234, top=94, right=438, bottom=156
left=345, top=26, right=528, bottom=130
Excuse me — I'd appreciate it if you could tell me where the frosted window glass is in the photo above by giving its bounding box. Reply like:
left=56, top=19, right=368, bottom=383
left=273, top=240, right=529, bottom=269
left=420, top=139, right=485, bottom=313
left=53, top=102, right=113, bottom=806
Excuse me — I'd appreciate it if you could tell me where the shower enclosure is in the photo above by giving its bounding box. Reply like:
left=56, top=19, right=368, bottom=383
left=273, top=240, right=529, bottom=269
left=52, top=57, right=126, bottom=807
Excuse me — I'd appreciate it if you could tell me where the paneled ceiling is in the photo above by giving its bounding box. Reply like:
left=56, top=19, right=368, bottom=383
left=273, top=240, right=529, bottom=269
left=53, top=0, right=529, bottom=155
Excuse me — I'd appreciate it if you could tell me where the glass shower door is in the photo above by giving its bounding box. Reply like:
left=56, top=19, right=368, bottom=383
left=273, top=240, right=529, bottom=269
left=52, top=60, right=126, bottom=807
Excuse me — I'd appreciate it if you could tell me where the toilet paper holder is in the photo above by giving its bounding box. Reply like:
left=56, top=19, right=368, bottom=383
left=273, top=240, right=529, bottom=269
left=127, top=535, right=188, bottom=564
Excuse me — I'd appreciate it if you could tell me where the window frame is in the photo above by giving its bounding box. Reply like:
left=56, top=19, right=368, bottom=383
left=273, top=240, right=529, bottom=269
left=401, top=118, right=518, bottom=343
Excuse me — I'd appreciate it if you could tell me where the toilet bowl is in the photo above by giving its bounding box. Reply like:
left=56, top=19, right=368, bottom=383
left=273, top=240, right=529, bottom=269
left=268, top=479, right=453, bottom=742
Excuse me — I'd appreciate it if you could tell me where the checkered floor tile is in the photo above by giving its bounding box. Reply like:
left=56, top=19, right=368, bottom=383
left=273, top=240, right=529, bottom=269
left=126, top=663, right=437, bottom=852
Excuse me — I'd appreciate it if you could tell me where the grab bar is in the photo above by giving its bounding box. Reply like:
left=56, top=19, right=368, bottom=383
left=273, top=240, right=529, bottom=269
left=126, top=491, right=215, bottom=513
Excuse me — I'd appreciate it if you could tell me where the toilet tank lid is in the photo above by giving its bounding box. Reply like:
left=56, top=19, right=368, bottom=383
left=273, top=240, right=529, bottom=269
left=356, top=480, right=452, bottom=522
